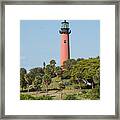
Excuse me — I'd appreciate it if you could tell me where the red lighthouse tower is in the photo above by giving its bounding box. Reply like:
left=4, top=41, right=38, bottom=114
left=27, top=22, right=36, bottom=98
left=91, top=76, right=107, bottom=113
left=59, top=20, right=71, bottom=66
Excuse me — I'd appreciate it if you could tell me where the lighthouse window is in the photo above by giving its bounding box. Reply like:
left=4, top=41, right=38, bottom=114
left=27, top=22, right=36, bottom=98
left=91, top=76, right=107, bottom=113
left=64, top=40, right=66, bottom=43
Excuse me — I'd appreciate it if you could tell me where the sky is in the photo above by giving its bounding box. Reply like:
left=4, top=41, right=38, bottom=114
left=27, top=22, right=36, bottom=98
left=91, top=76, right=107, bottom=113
left=20, top=20, right=100, bottom=70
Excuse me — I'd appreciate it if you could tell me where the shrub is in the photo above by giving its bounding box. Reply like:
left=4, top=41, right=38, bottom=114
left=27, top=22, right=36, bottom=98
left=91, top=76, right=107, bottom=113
left=64, top=94, right=77, bottom=100
left=77, top=88, right=100, bottom=100
left=20, top=94, right=36, bottom=100
left=20, top=94, right=53, bottom=100
left=36, top=95, right=53, bottom=100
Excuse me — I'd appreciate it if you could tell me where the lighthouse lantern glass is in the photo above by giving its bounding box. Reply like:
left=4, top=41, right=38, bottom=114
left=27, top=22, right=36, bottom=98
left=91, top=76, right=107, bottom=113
left=61, top=22, right=69, bottom=29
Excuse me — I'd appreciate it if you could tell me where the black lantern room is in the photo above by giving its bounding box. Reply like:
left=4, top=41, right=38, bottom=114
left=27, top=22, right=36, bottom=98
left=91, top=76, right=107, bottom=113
left=59, top=20, right=71, bottom=34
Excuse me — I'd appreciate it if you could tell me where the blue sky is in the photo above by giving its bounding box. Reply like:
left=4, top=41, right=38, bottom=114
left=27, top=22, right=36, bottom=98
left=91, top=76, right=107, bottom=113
left=20, top=20, right=100, bottom=70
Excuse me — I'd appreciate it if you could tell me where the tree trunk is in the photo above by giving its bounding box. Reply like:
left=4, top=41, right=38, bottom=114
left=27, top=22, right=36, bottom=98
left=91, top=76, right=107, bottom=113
left=46, top=85, right=48, bottom=96
left=79, top=85, right=81, bottom=92
left=27, top=84, right=29, bottom=93
left=36, top=89, right=38, bottom=96
left=92, top=82, right=94, bottom=89
left=28, top=87, right=29, bottom=93
left=60, top=90, right=63, bottom=99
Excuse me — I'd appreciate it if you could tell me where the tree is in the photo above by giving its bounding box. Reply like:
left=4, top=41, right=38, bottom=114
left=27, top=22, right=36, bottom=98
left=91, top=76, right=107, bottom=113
left=61, top=69, right=71, bottom=79
left=24, top=73, right=33, bottom=92
left=20, top=68, right=27, bottom=91
left=20, top=68, right=27, bottom=75
left=63, top=59, right=76, bottom=70
left=45, top=65, right=53, bottom=76
left=55, top=66, right=62, bottom=77
left=29, top=67, right=44, bottom=78
left=45, top=64, right=56, bottom=78
left=25, top=67, right=44, bottom=92
left=77, top=58, right=84, bottom=61
left=33, top=75, right=42, bottom=94
left=70, top=66, right=80, bottom=83
left=58, top=81, right=65, bottom=99
left=43, top=74, right=52, bottom=94
left=43, top=62, right=46, bottom=69
left=96, top=56, right=100, bottom=59
left=20, top=78, right=27, bottom=91
left=50, top=60, right=56, bottom=77
left=50, top=59, right=56, bottom=67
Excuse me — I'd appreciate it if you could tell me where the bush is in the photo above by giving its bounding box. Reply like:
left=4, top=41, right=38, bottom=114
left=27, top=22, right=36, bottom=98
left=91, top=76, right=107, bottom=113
left=77, top=88, right=100, bottom=100
left=20, top=94, right=36, bottom=100
left=20, top=94, right=53, bottom=100
left=36, top=95, right=53, bottom=100
left=73, top=85, right=80, bottom=89
left=64, top=94, right=77, bottom=100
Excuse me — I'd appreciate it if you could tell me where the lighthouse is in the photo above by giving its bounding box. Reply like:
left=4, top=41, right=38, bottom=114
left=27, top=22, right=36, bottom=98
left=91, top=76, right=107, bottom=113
left=59, top=20, right=71, bottom=66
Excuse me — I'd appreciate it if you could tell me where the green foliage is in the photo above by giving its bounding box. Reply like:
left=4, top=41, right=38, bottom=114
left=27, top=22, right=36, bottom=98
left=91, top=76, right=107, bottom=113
left=29, top=67, right=44, bottom=78
left=33, top=75, right=42, bottom=91
left=24, top=73, right=33, bottom=85
left=63, top=88, right=100, bottom=100
left=20, top=68, right=27, bottom=75
left=63, top=59, right=76, bottom=70
left=46, top=60, right=56, bottom=78
left=45, top=65, right=53, bottom=76
left=20, top=68, right=27, bottom=90
left=20, top=57, right=100, bottom=100
left=43, top=74, right=52, bottom=85
left=55, top=66, right=62, bottom=77
left=61, top=70, right=71, bottom=79
left=64, top=94, right=77, bottom=100
left=43, top=74, right=52, bottom=93
left=36, top=95, right=53, bottom=100
left=43, top=62, right=46, bottom=68
left=58, top=81, right=65, bottom=90
left=77, top=58, right=84, bottom=61
left=20, top=78, right=27, bottom=90
left=70, top=57, right=100, bottom=87
left=50, top=59, right=56, bottom=67
left=77, top=88, right=100, bottom=100
left=20, top=94, right=53, bottom=100
left=20, top=94, right=36, bottom=100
